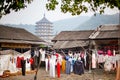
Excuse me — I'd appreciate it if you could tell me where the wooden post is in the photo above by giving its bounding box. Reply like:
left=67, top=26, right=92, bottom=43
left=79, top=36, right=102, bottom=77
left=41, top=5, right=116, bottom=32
left=116, top=60, right=120, bottom=80
left=119, top=31, right=120, bottom=55
left=117, top=12, right=120, bottom=53
left=88, top=40, right=92, bottom=73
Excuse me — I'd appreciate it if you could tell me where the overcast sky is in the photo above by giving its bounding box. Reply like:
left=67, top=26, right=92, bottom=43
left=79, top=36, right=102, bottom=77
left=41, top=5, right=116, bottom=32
left=0, top=0, right=119, bottom=25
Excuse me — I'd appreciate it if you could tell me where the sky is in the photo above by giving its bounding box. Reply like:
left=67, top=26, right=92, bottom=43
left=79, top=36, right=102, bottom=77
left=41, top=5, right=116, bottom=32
left=0, top=0, right=119, bottom=25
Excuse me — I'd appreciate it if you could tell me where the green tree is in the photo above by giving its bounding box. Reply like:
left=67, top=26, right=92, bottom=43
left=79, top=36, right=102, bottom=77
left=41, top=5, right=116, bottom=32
left=0, top=0, right=120, bottom=18
left=46, top=0, right=120, bottom=15
left=0, top=0, right=33, bottom=18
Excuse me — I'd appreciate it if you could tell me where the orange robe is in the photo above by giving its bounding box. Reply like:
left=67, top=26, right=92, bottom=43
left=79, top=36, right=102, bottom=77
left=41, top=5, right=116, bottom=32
left=61, top=59, right=66, bottom=73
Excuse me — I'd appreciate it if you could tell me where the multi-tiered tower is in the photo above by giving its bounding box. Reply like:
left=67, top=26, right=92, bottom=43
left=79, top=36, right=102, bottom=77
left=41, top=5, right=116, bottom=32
left=35, top=14, right=53, bottom=43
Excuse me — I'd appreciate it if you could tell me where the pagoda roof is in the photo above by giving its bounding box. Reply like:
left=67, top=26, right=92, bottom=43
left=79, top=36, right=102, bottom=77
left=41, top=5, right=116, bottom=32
left=36, top=15, right=52, bottom=24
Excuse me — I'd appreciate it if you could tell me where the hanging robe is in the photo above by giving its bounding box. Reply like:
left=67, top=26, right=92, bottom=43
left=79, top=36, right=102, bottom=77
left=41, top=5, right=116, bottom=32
left=45, top=58, right=48, bottom=72
left=66, top=60, right=71, bottom=74
left=68, top=57, right=73, bottom=72
left=92, top=50, right=97, bottom=68
left=73, top=60, right=84, bottom=75
left=57, top=61, right=61, bottom=78
left=61, top=59, right=66, bottom=73
left=84, top=51, right=87, bottom=67
left=29, top=57, right=34, bottom=70
left=104, top=61, right=112, bottom=71
left=107, top=49, right=112, bottom=56
left=49, top=55, right=56, bottom=78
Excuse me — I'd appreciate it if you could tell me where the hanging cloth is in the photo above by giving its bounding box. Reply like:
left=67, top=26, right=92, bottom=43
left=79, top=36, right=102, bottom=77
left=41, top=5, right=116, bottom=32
left=49, top=55, right=56, bottom=78
left=61, top=59, right=66, bottom=73
left=57, top=60, right=61, bottom=78
left=92, top=50, right=97, bottom=68
left=66, top=60, right=71, bottom=74
left=45, top=58, right=48, bottom=72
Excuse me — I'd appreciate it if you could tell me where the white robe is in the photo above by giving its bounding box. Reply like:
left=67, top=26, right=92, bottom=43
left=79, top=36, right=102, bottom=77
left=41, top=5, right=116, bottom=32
left=49, top=55, right=56, bottom=78
left=68, top=58, right=73, bottom=72
left=45, top=58, right=48, bottom=72
left=104, top=61, right=112, bottom=71
left=92, top=50, right=97, bottom=68
left=40, top=50, right=46, bottom=61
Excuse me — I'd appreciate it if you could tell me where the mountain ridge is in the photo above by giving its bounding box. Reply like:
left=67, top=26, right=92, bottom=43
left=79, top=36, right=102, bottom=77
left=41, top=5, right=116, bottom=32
left=75, top=13, right=119, bottom=30
left=2, top=13, right=119, bottom=35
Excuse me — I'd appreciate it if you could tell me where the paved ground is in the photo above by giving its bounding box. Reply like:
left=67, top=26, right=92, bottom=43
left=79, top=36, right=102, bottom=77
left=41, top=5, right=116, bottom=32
left=0, top=68, right=116, bottom=80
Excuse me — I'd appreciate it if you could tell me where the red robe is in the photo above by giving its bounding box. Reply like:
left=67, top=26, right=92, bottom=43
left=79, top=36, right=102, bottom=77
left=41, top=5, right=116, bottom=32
left=29, top=57, right=34, bottom=70
left=16, top=56, right=24, bottom=68
left=57, top=62, right=60, bottom=78
left=29, top=57, right=34, bottom=65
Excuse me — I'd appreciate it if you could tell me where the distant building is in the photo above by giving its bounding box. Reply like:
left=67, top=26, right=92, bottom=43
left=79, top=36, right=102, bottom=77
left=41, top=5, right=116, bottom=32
left=35, top=14, right=53, bottom=43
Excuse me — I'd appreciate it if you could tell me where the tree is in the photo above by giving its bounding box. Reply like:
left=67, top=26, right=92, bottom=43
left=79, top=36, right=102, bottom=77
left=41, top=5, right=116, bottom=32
left=0, top=0, right=33, bottom=18
left=46, top=0, right=120, bottom=15
left=0, top=0, right=120, bottom=18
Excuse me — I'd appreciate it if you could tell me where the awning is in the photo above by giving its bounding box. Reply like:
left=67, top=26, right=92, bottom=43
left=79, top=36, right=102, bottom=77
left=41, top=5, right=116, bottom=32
left=53, top=40, right=88, bottom=49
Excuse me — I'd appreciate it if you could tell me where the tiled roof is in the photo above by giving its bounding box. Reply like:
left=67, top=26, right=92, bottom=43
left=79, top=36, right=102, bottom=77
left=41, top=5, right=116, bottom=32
left=52, top=30, right=94, bottom=41
left=90, top=24, right=120, bottom=39
left=0, top=25, right=45, bottom=44
left=53, top=41, right=89, bottom=49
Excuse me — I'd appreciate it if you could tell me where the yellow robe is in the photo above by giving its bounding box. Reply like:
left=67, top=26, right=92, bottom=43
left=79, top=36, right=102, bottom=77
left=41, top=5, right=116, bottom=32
left=61, top=59, right=66, bottom=73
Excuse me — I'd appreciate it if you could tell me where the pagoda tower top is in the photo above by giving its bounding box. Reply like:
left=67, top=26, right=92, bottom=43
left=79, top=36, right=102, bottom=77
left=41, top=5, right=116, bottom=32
left=36, top=14, right=52, bottom=24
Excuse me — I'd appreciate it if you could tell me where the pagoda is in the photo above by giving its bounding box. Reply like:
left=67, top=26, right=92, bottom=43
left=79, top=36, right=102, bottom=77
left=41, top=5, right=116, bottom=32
left=35, top=14, right=53, bottom=43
